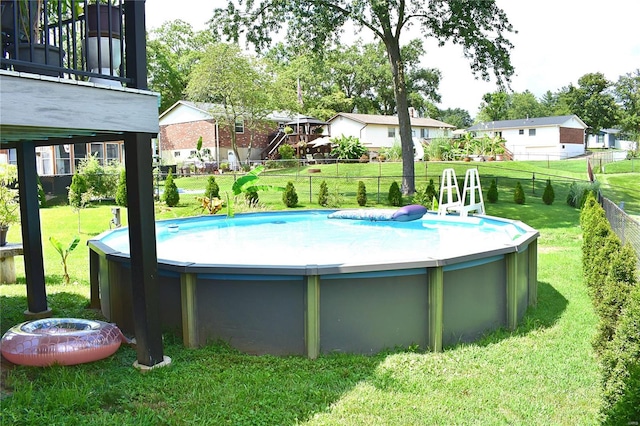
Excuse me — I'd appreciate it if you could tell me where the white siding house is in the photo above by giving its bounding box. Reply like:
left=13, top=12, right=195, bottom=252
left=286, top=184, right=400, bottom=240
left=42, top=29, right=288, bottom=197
left=586, top=128, right=638, bottom=151
left=327, top=112, right=455, bottom=156
left=468, top=115, right=588, bottom=160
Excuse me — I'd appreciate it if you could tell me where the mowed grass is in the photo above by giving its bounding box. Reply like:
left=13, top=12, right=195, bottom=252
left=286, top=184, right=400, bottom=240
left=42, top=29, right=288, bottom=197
left=2, top=159, right=633, bottom=425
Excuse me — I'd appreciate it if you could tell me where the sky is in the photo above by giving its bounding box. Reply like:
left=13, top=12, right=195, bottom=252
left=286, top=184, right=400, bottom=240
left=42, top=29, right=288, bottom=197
left=145, top=0, right=640, bottom=118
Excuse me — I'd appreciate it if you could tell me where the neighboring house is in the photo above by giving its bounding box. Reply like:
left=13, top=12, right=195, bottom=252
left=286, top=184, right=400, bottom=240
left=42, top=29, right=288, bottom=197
left=326, top=112, right=455, bottom=156
left=158, top=101, right=292, bottom=167
left=467, top=115, right=587, bottom=160
left=586, top=128, right=638, bottom=151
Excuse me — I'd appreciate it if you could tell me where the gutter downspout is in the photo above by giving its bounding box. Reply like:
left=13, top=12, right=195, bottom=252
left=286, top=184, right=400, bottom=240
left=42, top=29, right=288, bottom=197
left=215, top=121, right=220, bottom=163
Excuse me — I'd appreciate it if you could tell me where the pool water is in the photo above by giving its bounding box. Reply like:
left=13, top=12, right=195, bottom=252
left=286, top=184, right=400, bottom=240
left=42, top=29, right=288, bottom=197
left=98, top=210, right=527, bottom=267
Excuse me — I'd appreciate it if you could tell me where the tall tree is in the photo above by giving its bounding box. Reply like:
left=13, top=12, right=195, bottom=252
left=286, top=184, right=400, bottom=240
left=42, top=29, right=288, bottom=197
left=477, top=91, right=510, bottom=122
left=147, top=20, right=217, bottom=112
left=613, top=69, right=640, bottom=140
left=186, top=43, right=283, bottom=166
left=212, top=0, right=515, bottom=194
left=438, top=108, right=472, bottom=129
left=507, top=91, right=544, bottom=120
left=557, top=73, right=619, bottom=135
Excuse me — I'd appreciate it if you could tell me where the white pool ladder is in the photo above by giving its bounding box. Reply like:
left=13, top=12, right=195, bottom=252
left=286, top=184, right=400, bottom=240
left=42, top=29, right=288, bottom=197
left=437, top=168, right=485, bottom=217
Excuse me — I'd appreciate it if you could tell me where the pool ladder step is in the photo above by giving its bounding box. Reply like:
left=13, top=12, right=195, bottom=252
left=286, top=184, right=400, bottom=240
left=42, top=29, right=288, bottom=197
left=437, top=168, right=485, bottom=217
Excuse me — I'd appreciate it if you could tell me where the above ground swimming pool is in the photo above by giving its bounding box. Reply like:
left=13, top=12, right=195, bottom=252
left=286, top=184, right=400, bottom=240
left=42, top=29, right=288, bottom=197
left=88, top=209, right=539, bottom=357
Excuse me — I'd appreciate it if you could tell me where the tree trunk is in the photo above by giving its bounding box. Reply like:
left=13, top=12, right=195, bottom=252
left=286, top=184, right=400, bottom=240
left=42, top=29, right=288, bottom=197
left=384, top=36, right=415, bottom=195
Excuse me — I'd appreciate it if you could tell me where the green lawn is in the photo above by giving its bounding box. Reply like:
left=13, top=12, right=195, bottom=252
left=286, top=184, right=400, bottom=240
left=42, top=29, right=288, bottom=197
left=3, top=159, right=635, bottom=424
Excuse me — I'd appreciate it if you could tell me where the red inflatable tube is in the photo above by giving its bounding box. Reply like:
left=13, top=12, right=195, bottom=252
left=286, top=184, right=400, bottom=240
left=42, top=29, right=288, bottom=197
left=1, top=318, right=124, bottom=366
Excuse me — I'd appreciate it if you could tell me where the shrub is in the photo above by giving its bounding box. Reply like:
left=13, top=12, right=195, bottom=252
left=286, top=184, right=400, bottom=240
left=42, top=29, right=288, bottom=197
left=487, top=179, right=498, bottom=203
left=163, top=169, right=180, bottom=207
left=68, top=171, right=89, bottom=210
left=245, top=189, right=259, bottom=207
left=413, top=180, right=439, bottom=209
left=388, top=181, right=402, bottom=207
left=542, top=179, right=554, bottom=205
left=379, top=141, right=402, bottom=162
left=425, top=179, right=438, bottom=203
left=283, top=182, right=298, bottom=207
left=37, top=176, right=47, bottom=208
left=76, top=154, right=119, bottom=200
left=205, top=176, right=220, bottom=199
left=330, top=135, right=367, bottom=160
left=581, top=199, right=611, bottom=279
left=318, top=180, right=329, bottom=206
left=357, top=181, right=367, bottom=206
left=567, top=181, right=600, bottom=208
left=115, top=168, right=127, bottom=207
left=513, top=181, right=525, bottom=204
left=593, top=243, right=638, bottom=355
left=586, top=231, right=620, bottom=308
left=600, top=285, right=640, bottom=424
left=278, top=144, right=295, bottom=160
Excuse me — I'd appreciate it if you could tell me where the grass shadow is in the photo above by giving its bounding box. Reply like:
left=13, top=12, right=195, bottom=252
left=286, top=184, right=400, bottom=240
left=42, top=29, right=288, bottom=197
left=471, top=281, right=569, bottom=348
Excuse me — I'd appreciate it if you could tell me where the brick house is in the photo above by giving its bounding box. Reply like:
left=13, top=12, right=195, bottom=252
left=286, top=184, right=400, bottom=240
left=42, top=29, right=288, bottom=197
left=467, top=115, right=588, bottom=160
left=158, top=101, right=292, bottom=168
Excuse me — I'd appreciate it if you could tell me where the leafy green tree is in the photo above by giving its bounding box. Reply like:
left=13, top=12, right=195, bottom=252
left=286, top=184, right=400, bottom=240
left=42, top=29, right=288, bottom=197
left=186, top=43, right=280, bottom=167
left=147, top=20, right=217, bottom=113
left=557, top=73, right=619, bottom=135
left=330, top=135, right=367, bottom=160
left=477, top=91, right=509, bottom=122
left=213, top=0, right=516, bottom=195
left=68, top=171, right=91, bottom=232
left=115, top=168, right=127, bottom=207
left=507, top=91, right=544, bottom=120
left=163, top=169, right=180, bottom=207
left=613, top=69, right=640, bottom=140
left=438, top=108, right=472, bottom=129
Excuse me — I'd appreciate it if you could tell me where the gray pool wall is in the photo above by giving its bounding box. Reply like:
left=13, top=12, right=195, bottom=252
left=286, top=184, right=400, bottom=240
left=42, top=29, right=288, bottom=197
left=89, top=212, right=538, bottom=357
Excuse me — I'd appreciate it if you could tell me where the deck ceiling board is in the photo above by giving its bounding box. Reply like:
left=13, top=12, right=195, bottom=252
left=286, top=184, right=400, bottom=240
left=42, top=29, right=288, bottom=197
left=0, top=72, right=160, bottom=136
left=0, top=126, right=123, bottom=144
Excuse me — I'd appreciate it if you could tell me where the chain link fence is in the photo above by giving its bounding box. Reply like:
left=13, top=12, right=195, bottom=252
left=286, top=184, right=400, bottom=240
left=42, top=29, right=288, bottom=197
left=600, top=195, right=640, bottom=269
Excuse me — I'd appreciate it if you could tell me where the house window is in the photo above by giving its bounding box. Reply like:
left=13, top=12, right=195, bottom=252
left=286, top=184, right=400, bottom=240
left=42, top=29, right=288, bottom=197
left=420, top=128, right=429, bottom=138
left=597, top=134, right=605, bottom=143
left=174, top=151, right=181, bottom=157
left=518, top=129, right=524, bottom=135
left=106, top=143, right=119, bottom=163
left=529, top=129, right=536, bottom=136
left=73, top=143, right=87, bottom=170
left=388, top=128, right=396, bottom=138
left=55, top=145, right=71, bottom=175
left=235, top=119, right=244, bottom=133
left=91, top=143, right=104, bottom=164
left=35, top=146, right=53, bottom=175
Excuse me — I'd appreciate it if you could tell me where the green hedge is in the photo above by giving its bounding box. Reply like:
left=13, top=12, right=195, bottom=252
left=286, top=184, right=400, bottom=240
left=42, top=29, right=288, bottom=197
left=580, top=193, right=639, bottom=423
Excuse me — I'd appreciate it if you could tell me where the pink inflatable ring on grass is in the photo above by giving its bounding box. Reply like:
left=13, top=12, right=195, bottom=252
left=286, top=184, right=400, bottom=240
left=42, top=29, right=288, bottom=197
left=1, top=318, right=123, bottom=366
